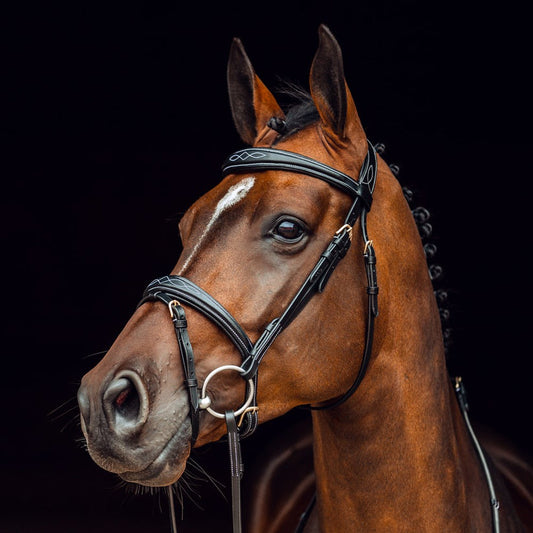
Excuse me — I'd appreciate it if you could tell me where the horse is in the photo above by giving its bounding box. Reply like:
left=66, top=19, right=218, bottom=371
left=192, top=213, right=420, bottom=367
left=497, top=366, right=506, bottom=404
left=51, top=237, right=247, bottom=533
left=77, top=25, right=532, bottom=532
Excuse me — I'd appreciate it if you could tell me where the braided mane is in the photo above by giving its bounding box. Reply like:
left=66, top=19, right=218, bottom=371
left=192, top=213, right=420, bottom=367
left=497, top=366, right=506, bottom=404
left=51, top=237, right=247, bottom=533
left=396, top=175, right=452, bottom=356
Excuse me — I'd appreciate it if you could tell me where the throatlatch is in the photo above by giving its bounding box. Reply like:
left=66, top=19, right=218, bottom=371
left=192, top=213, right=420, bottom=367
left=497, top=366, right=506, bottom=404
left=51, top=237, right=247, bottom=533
left=141, top=140, right=379, bottom=532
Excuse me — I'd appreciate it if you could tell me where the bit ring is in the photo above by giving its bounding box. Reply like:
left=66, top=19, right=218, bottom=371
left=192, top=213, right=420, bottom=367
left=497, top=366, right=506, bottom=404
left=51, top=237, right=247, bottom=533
left=199, top=365, right=255, bottom=419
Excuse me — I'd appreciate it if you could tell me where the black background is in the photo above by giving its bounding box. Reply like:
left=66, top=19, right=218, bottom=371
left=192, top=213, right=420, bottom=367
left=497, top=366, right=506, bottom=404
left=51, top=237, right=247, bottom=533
left=2, top=1, right=531, bottom=531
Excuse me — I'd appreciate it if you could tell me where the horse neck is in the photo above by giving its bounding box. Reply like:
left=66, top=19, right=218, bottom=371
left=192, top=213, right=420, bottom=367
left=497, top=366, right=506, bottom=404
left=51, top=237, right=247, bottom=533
left=309, top=170, right=492, bottom=532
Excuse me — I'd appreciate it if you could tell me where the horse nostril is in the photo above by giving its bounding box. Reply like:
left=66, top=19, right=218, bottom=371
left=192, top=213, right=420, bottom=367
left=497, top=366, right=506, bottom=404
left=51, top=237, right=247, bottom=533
left=113, top=379, right=140, bottom=419
left=103, top=372, right=149, bottom=432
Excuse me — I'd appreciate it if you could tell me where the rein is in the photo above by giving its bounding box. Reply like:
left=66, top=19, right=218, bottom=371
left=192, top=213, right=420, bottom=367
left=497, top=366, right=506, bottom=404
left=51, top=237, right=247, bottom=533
left=139, top=140, right=378, bottom=532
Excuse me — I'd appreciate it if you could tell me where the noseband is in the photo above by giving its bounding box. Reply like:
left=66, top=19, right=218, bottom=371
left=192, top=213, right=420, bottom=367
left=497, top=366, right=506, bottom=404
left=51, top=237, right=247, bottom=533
left=138, top=141, right=378, bottom=532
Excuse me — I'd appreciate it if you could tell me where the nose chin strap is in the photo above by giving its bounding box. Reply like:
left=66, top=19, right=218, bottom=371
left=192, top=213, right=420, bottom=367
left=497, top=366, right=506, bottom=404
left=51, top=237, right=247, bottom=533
left=139, top=141, right=378, bottom=532
left=138, top=276, right=256, bottom=444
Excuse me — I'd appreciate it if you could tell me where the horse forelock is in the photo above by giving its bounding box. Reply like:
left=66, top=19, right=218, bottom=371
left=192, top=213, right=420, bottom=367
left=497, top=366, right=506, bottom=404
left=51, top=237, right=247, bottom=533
left=268, top=85, right=320, bottom=144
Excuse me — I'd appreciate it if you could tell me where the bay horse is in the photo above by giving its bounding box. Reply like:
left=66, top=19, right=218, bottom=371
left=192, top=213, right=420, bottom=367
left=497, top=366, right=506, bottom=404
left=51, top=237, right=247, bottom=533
left=77, top=25, right=531, bottom=532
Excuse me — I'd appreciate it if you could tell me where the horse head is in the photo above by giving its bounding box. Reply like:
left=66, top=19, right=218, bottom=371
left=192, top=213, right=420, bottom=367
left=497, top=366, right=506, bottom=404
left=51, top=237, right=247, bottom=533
left=77, top=25, right=424, bottom=489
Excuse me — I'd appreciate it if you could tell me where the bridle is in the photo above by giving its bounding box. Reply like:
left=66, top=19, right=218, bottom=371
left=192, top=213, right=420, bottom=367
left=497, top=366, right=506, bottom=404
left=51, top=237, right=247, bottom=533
left=136, top=140, right=501, bottom=533
left=139, top=139, right=378, bottom=441
left=138, top=140, right=379, bottom=532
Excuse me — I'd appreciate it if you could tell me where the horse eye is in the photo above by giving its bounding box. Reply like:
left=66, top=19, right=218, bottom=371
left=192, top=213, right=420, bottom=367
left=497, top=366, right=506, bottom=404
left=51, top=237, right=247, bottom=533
left=272, top=219, right=305, bottom=242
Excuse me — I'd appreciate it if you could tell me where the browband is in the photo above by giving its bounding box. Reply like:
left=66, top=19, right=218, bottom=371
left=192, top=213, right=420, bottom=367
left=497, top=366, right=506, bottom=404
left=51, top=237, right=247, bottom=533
left=221, top=141, right=376, bottom=211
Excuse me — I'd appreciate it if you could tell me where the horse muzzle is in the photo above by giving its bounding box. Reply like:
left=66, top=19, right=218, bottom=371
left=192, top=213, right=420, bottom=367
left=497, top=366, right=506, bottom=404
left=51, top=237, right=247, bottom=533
left=77, top=366, right=192, bottom=486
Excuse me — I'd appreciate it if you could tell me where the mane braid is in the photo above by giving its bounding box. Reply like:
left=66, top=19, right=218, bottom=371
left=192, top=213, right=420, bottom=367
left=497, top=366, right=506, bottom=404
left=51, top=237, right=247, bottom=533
left=379, top=144, right=453, bottom=358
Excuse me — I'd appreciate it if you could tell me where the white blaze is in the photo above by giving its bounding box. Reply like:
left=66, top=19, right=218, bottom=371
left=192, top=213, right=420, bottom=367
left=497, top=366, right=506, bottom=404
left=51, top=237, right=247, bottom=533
left=179, top=177, right=256, bottom=272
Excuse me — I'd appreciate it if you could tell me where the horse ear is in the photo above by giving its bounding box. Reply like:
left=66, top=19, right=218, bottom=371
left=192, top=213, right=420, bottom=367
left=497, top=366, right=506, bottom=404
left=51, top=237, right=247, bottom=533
left=310, top=25, right=365, bottom=143
left=227, top=38, right=285, bottom=145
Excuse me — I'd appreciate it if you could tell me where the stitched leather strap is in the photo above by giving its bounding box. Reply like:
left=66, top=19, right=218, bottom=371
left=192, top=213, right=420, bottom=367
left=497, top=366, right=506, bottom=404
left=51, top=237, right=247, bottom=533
left=239, top=224, right=353, bottom=380
left=222, top=141, right=376, bottom=211
left=170, top=302, right=200, bottom=444
left=454, top=377, right=500, bottom=533
left=225, top=411, right=243, bottom=533
left=143, top=296, right=200, bottom=445
left=140, top=276, right=253, bottom=360
left=237, top=142, right=377, bottom=379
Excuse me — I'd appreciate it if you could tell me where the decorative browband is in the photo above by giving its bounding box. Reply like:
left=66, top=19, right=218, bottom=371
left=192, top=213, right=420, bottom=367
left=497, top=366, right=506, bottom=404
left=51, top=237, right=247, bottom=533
left=221, top=142, right=377, bottom=211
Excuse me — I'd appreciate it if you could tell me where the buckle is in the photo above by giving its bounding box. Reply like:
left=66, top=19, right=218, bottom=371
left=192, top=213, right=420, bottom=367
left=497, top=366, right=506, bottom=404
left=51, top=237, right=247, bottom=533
left=336, top=223, right=353, bottom=241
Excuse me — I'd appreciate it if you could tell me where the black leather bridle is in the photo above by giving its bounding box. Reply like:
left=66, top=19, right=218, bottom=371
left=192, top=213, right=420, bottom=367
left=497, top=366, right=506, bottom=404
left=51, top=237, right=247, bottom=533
left=136, top=141, right=501, bottom=533
left=138, top=140, right=379, bottom=532
left=139, top=140, right=378, bottom=440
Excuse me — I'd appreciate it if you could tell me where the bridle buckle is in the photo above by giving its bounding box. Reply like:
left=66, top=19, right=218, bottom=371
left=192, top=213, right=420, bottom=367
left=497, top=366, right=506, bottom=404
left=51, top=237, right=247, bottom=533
left=336, top=223, right=353, bottom=241
left=168, top=299, right=181, bottom=317
left=238, top=406, right=259, bottom=428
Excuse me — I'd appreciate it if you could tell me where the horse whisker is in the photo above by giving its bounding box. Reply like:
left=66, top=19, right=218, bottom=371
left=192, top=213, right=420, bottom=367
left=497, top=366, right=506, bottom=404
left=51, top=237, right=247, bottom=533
left=59, top=413, right=80, bottom=433
left=49, top=403, right=79, bottom=422
left=186, top=456, right=226, bottom=496
left=47, top=396, right=78, bottom=418
left=81, top=349, right=109, bottom=360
